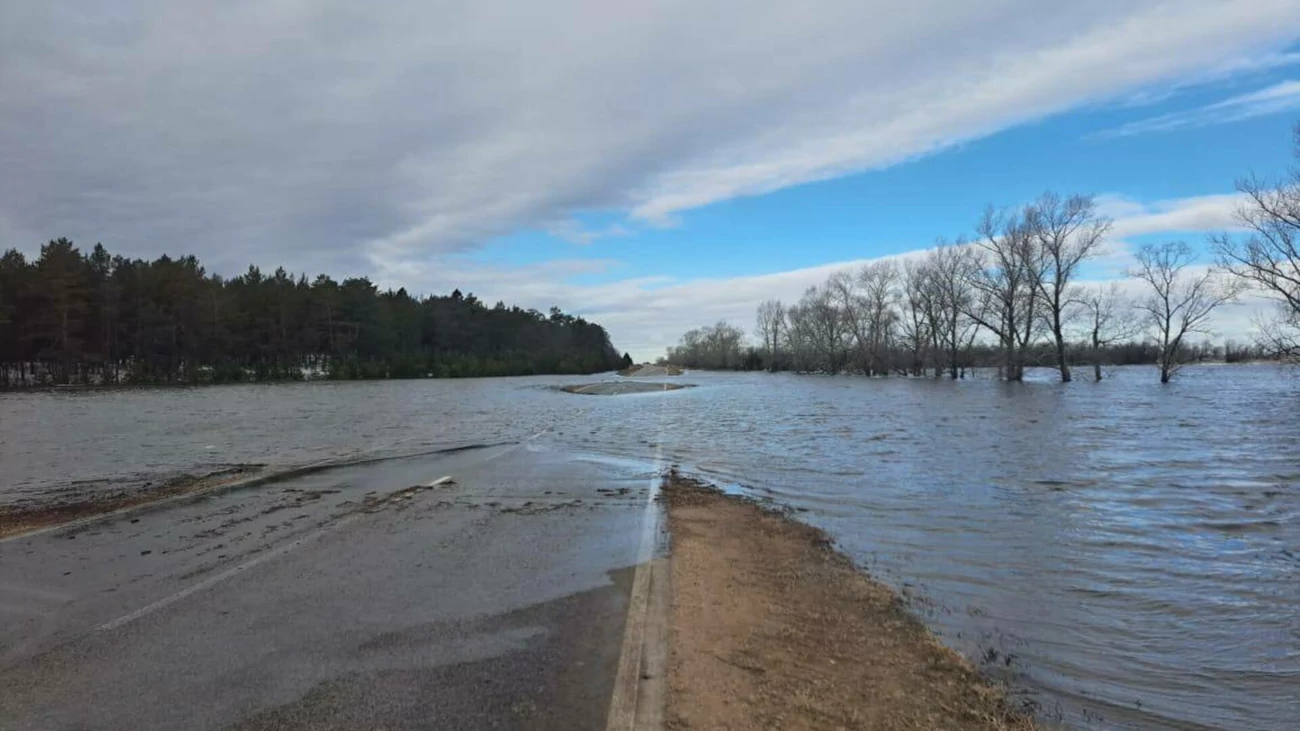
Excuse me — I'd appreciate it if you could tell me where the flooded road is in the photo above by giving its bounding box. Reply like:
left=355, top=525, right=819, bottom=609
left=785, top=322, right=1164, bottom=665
left=3, top=365, right=1298, bottom=729
left=1, top=440, right=655, bottom=730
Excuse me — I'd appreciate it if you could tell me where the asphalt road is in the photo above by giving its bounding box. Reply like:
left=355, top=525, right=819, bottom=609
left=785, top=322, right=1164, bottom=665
left=0, top=439, right=660, bottom=730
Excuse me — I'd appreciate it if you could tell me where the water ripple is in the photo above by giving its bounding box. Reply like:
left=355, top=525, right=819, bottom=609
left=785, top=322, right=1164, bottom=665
left=2, top=365, right=1296, bottom=729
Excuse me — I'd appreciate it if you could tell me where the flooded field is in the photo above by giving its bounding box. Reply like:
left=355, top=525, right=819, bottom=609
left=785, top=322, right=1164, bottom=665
left=2, top=365, right=1297, bottom=729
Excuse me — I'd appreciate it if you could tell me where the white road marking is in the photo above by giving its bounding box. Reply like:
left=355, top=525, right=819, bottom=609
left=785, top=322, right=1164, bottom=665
left=0, top=585, right=73, bottom=617
left=637, top=558, right=669, bottom=727
left=0, top=583, right=75, bottom=602
left=0, top=601, right=46, bottom=617
left=96, top=514, right=360, bottom=632
left=95, top=470, right=462, bottom=633
left=606, top=394, right=668, bottom=731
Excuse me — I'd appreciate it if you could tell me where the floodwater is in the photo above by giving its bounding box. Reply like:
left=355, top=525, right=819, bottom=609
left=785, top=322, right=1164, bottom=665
left=2, top=365, right=1297, bottom=729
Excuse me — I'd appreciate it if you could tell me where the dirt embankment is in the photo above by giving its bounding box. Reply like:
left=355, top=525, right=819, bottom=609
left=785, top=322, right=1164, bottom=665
left=0, top=466, right=264, bottom=539
left=560, top=381, right=690, bottom=396
left=662, top=474, right=1036, bottom=731
left=618, top=364, right=684, bottom=377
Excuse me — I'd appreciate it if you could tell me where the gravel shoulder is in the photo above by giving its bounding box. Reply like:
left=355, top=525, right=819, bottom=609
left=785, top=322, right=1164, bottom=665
left=662, top=473, right=1036, bottom=730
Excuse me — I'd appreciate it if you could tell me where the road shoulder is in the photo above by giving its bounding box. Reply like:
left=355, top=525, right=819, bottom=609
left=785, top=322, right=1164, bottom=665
left=661, top=473, right=1035, bottom=730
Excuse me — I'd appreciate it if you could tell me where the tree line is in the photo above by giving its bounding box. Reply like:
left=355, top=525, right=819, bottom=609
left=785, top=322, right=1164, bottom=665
left=667, top=316, right=1267, bottom=377
left=666, top=125, right=1300, bottom=383
left=0, top=240, right=624, bottom=387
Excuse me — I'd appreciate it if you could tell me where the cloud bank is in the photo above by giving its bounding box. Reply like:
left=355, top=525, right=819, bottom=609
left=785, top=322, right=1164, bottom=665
left=376, top=193, right=1265, bottom=359
left=4, top=1, right=1300, bottom=277
left=4, top=3, right=1299, bottom=357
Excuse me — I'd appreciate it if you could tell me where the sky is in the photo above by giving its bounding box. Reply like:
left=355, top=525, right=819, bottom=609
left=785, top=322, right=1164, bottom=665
left=4, top=2, right=1300, bottom=360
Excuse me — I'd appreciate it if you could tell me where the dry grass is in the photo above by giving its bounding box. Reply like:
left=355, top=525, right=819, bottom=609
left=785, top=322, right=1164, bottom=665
left=662, top=473, right=1037, bottom=730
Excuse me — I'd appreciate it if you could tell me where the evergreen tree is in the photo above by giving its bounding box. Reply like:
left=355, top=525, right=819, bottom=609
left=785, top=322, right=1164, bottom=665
left=29, top=239, right=90, bottom=383
left=0, top=239, right=621, bottom=386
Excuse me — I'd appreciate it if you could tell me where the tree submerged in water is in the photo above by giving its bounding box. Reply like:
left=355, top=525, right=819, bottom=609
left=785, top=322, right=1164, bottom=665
left=0, top=240, right=622, bottom=386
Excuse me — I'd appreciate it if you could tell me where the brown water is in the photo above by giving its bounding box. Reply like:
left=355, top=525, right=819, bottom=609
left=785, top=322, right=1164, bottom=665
left=2, top=365, right=1297, bottom=729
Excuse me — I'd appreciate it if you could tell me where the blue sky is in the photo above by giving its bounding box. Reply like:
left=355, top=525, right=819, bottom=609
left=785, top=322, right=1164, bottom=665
left=460, top=49, right=1300, bottom=357
left=5, top=3, right=1300, bottom=358
left=473, top=67, right=1300, bottom=283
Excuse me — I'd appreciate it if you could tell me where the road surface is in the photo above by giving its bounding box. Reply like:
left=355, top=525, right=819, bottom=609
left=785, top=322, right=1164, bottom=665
left=0, top=439, right=663, bottom=730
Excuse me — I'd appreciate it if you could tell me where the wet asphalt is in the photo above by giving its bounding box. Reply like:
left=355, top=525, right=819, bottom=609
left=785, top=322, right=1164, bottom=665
left=0, top=440, right=658, bottom=730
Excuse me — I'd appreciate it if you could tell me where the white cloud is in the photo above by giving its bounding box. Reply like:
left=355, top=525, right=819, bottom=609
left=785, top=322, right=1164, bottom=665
left=387, top=247, right=1278, bottom=362
left=4, top=1, right=1300, bottom=274
left=1101, top=192, right=1248, bottom=237
left=1206, top=50, right=1300, bottom=77
left=374, top=252, right=881, bottom=359
left=1084, top=192, right=1250, bottom=276
left=368, top=190, right=1267, bottom=360
left=1095, top=79, right=1300, bottom=138
left=545, top=220, right=633, bottom=246
left=1118, top=49, right=1300, bottom=107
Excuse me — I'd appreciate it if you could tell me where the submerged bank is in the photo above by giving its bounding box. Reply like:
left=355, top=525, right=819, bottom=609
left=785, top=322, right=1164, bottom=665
left=0, top=466, right=264, bottom=539
left=561, top=381, right=691, bottom=395
left=662, top=473, right=1035, bottom=730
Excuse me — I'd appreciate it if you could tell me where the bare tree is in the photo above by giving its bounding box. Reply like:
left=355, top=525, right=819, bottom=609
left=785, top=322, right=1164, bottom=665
left=1255, top=301, right=1300, bottom=359
left=856, top=261, right=900, bottom=375
left=926, top=239, right=979, bottom=379
left=1131, top=241, right=1240, bottom=383
left=782, top=302, right=815, bottom=372
left=1211, top=124, right=1300, bottom=358
left=1077, top=282, right=1139, bottom=381
left=825, top=271, right=868, bottom=373
left=665, top=321, right=747, bottom=369
left=666, top=327, right=703, bottom=367
left=802, top=283, right=851, bottom=373
left=920, top=265, right=948, bottom=378
left=1027, top=192, right=1111, bottom=382
left=754, top=299, right=785, bottom=371
left=705, top=320, right=746, bottom=369
left=899, top=259, right=933, bottom=376
left=967, top=207, right=1045, bottom=381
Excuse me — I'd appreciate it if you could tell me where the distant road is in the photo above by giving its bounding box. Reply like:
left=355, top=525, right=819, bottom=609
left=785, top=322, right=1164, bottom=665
left=618, top=365, right=682, bottom=377
left=0, top=441, right=660, bottom=730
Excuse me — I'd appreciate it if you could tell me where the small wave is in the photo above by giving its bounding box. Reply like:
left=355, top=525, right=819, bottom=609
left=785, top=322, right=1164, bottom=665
left=1195, top=519, right=1283, bottom=534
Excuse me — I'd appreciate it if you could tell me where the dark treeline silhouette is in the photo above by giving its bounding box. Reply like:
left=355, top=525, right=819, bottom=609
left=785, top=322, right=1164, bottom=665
left=0, top=239, right=621, bottom=387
